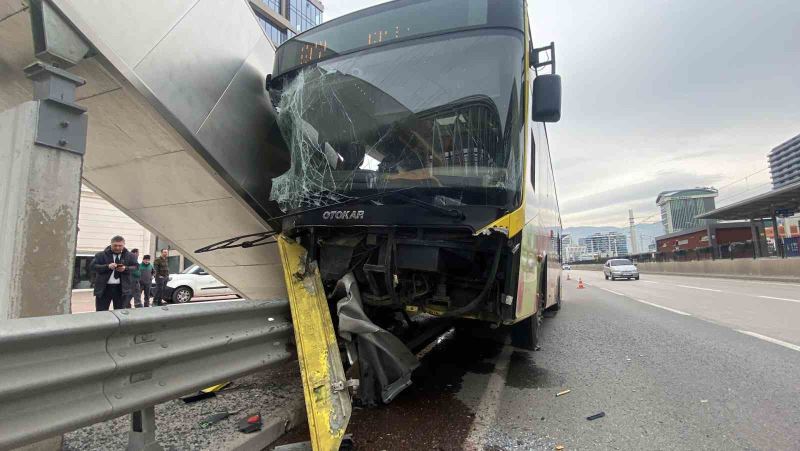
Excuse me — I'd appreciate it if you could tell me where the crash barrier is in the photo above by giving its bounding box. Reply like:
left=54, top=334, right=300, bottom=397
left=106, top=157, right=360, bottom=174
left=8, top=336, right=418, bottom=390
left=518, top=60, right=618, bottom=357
left=634, top=259, right=800, bottom=279
left=0, top=300, right=293, bottom=450
left=571, top=259, right=800, bottom=280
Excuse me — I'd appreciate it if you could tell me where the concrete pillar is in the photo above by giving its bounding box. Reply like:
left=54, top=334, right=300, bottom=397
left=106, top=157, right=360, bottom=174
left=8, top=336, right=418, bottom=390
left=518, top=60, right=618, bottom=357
left=750, top=219, right=760, bottom=259
left=770, top=209, right=784, bottom=258
left=0, top=64, right=87, bottom=319
left=707, top=224, right=718, bottom=260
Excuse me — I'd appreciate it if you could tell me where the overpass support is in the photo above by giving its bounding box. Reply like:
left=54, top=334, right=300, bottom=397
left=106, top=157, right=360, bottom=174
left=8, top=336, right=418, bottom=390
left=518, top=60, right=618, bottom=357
left=0, top=63, right=87, bottom=321
left=770, top=208, right=785, bottom=258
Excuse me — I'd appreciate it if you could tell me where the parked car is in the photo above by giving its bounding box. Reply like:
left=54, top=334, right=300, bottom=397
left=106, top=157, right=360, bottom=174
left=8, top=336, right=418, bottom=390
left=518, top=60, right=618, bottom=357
left=603, top=259, right=639, bottom=281
left=164, top=265, right=237, bottom=303
left=562, top=264, right=572, bottom=270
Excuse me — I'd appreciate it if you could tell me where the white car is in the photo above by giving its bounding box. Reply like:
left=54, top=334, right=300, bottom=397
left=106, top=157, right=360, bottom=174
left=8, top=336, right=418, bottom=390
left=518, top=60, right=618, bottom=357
left=562, top=264, right=571, bottom=270
left=603, top=258, right=640, bottom=281
left=166, top=265, right=237, bottom=303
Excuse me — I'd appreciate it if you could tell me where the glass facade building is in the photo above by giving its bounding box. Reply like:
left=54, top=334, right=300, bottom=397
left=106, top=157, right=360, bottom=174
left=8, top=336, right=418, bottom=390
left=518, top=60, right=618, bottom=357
left=579, top=232, right=629, bottom=258
left=769, top=133, right=800, bottom=189
left=250, top=0, right=323, bottom=46
left=289, top=0, right=323, bottom=33
left=258, top=0, right=281, bottom=14
left=656, top=188, right=718, bottom=234
left=255, top=13, right=288, bottom=44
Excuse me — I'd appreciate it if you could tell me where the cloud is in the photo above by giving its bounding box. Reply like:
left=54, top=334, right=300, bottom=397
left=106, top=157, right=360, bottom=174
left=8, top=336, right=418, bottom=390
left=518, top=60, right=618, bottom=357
left=560, top=170, right=723, bottom=227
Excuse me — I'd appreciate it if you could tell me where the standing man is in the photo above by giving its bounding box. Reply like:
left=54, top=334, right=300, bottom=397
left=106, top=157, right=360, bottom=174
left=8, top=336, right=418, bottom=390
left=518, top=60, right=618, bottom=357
left=128, top=248, right=140, bottom=308
left=91, top=236, right=139, bottom=311
left=153, top=248, right=171, bottom=306
left=136, top=254, right=155, bottom=308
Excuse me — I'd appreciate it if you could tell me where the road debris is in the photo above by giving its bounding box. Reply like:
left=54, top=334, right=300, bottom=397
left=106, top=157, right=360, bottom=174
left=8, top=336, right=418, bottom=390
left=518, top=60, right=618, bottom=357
left=273, top=442, right=312, bottom=450
left=201, top=382, right=231, bottom=393
left=275, top=434, right=353, bottom=451
left=237, top=413, right=263, bottom=433
left=199, top=411, right=239, bottom=428
left=181, top=391, right=216, bottom=403
left=586, top=412, right=605, bottom=421
left=555, top=445, right=565, bottom=450
left=700, top=400, right=708, bottom=403
left=556, top=389, right=571, bottom=397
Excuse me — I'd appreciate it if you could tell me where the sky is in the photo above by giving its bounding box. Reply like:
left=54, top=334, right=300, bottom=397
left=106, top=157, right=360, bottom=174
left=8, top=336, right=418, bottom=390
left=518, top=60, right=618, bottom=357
left=320, top=0, right=800, bottom=228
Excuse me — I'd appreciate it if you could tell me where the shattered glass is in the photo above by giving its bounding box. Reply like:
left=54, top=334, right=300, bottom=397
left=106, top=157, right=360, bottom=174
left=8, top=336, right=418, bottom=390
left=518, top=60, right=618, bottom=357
left=269, top=32, right=525, bottom=212
left=270, top=68, right=357, bottom=210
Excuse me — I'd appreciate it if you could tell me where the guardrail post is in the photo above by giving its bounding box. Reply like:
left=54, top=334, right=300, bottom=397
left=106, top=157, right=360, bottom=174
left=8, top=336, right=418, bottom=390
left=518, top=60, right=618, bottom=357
left=127, top=406, right=162, bottom=451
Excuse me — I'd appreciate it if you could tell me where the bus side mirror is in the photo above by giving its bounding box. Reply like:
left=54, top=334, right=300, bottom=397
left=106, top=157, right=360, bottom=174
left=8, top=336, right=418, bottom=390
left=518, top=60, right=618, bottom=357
left=531, top=74, right=562, bottom=123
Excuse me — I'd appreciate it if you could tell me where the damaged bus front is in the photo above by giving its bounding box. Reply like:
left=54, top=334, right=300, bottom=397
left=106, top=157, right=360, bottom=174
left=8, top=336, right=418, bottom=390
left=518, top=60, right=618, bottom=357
left=263, top=0, right=564, bottom=412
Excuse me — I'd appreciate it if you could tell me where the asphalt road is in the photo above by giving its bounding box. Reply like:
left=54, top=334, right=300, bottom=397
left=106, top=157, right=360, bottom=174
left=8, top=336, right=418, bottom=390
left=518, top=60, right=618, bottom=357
left=277, top=271, right=800, bottom=450
left=482, top=271, right=800, bottom=450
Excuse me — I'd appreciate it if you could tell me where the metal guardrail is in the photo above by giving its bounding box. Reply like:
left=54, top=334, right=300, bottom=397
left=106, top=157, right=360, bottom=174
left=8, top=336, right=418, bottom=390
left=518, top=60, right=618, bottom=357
left=0, top=300, right=293, bottom=450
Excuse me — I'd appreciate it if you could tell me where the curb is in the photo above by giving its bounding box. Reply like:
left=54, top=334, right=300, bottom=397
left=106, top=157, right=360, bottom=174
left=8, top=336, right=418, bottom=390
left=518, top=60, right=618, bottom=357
left=571, top=267, right=800, bottom=283
left=229, top=397, right=306, bottom=451
left=637, top=271, right=800, bottom=284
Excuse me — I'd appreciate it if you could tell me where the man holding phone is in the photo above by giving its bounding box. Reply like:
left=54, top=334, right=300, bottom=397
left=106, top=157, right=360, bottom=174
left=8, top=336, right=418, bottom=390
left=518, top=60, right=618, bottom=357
left=91, top=235, right=139, bottom=311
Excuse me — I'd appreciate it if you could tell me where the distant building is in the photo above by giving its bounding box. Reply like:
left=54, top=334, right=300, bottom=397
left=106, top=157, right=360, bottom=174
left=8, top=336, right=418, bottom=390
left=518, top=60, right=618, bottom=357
left=561, top=234, right=588, bottom=262
left=250, top=0, right=324, bottom=46
left=656, top=188, right=718, bottom=234
left=579, top=232, right=628, bottom=258
left=768, top=133, right=800, bottom=189
left=655, top=222, right=754, bottom=258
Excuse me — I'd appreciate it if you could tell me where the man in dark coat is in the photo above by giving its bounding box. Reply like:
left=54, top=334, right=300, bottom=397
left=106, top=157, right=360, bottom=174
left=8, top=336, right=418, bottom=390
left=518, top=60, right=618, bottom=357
left=91, top=235, right=139, bottom=311
left=152, top=248, right=171, bottom=306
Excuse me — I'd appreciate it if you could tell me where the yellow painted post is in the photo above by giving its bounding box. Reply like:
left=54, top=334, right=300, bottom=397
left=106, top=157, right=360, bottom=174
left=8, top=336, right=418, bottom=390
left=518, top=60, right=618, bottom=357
left=277, top=235, right=351, bottom=451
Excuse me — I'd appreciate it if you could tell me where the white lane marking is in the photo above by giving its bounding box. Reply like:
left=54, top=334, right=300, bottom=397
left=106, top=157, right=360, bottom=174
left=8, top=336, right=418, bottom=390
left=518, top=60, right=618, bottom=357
left=599, top=287, right=625, bottom=296
left=676, top=285, right=722, bottom=292
left=639, top=280, right=658, bottom=284
left=736, top=330, right=800, bottom=352
left=634, top=299, right=692, bottom=316
left=464, top=344, right=513, bottom=450
left=599, top=286, right=693, bottom=316
left=757, top=295, right=800, bottom=304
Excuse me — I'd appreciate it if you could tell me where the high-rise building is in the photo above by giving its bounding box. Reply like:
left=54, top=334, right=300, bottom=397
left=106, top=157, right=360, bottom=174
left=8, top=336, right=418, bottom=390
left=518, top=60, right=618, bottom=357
left=579, top=232, right=629, bottom=258
left=562, top=234, right=589, bottom=262
left=768, top=133, right=800, bottom=189
left=250, top=0, right=324, bottom=46
left=656, top=188, right=718, bottom=234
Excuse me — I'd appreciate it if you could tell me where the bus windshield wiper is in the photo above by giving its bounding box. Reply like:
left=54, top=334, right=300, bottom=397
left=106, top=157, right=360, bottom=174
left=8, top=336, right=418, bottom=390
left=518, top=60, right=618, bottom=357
left=195, top=187, right=461, bottom=254
left=270, top=187, right=464, bottom=222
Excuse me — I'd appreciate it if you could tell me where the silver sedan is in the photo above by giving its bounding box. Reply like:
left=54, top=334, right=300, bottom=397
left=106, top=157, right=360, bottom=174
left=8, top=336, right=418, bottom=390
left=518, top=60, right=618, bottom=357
left=603, top=258, right=640, bottom=280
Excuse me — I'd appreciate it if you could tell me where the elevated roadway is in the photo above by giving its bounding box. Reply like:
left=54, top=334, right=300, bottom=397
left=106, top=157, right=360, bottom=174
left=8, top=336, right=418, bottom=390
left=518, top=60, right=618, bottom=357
left=0, top=0, right=288, bottom=299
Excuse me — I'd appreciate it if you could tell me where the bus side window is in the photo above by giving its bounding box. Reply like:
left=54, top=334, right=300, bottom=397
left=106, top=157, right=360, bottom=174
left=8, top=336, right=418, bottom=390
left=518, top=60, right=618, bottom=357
left=530, top=130, right=536, bottom=189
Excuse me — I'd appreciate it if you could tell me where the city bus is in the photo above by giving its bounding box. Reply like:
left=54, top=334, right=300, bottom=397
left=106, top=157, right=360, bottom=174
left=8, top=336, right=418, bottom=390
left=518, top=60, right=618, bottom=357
left=266, top=0, right=563, bottom=408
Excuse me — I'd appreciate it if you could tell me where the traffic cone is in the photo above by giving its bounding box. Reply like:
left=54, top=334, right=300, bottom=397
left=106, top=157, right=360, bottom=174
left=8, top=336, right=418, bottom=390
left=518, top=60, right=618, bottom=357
left=567, top=272, right=571, bottom=280
left=577, top=278, right=585, bottom=289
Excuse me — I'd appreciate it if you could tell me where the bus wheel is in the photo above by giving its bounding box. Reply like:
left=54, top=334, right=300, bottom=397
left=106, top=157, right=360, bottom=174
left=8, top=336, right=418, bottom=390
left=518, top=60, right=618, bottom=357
left=512, top=307, right=542, bottom=350
left=547, top=279, right=562, bottom=312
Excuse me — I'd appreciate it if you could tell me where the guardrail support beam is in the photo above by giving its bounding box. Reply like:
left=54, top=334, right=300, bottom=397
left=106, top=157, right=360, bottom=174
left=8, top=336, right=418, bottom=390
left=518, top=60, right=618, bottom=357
left=127, top=406, right=162, bottom=451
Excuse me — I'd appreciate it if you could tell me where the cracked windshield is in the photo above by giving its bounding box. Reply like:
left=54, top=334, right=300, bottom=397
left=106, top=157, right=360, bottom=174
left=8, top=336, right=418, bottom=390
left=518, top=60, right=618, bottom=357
left=269, top=0, right=525, bottom=212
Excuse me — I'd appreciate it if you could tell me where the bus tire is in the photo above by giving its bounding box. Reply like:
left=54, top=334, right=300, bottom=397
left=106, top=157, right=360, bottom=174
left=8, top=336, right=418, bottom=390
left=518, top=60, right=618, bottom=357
left=512, top=307, right=542, bottom=350
left=512, top=268, right=546, bottom=350
left=547, top=278, right=562, bottom=312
